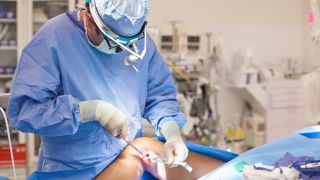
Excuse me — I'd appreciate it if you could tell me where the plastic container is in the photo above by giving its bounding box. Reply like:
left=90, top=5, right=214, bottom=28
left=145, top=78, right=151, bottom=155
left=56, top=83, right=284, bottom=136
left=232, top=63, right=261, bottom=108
left=0, top=67, right=5, bottom=75
left=0, top=144, right=26, bottom=167
left=4, top=66, right=15, bottom=74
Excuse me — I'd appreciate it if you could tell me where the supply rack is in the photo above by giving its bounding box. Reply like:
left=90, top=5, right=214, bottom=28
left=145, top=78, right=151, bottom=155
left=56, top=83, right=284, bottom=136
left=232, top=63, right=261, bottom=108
left=0, top=0, right=78, bottom=179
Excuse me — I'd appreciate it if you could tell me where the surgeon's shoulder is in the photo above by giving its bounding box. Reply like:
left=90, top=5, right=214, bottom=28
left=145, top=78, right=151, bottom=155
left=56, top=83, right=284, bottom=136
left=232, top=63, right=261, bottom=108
left=31, top=13, right=74, bottom=45
left=21, top=13, right=72, bottom=63
left=146, top=34, right=157, bottom=51
left=145, top=34, right=159, bottom=60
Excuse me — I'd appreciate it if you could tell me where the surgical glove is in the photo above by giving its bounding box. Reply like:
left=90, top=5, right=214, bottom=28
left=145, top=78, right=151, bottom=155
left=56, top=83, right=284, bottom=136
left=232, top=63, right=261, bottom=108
left=161, top=121, right=189, bottom=167
left=79, top=100, right=128, bottom=139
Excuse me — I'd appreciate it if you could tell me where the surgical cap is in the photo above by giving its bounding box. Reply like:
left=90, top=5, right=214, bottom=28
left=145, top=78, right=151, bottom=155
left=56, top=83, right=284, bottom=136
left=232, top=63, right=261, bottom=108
left=95, top=0, right=148, bottom=37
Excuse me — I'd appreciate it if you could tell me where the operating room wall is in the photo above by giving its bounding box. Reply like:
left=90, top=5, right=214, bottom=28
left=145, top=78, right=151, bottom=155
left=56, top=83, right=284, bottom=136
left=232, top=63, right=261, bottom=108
left=148, top=0, right=308, bottom=129
left=301, top=1, right=317, bottom=71
left=149, top=0, right=305, bottom=65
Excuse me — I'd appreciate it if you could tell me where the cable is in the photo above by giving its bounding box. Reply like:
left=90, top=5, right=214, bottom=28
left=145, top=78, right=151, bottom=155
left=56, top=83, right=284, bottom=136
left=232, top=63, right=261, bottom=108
left=1, top=107, right=17, bottom=180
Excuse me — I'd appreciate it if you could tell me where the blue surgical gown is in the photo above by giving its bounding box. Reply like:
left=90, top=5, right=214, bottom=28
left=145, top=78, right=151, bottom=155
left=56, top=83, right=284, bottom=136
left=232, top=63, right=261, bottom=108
left=8, top=9, right=186, bottom=179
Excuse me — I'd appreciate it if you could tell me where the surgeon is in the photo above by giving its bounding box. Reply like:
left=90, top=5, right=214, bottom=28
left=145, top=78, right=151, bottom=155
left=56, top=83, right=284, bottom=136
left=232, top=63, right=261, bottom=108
left=8, top=0, right=223, bottom=179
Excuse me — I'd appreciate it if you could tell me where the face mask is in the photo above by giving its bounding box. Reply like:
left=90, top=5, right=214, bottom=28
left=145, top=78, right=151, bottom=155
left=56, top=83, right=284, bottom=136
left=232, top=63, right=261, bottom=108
left=86, top=33, right=117, bottom=54
left=84, top=16, right=117, bottom=54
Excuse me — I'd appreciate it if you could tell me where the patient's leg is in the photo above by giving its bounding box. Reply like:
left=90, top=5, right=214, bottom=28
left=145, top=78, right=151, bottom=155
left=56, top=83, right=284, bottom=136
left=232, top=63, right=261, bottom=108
left=95, top=137, right=224, bottom=180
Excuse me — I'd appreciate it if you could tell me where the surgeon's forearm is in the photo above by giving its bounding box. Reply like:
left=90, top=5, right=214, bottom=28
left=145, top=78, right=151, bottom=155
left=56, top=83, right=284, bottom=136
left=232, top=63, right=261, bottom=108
left=79, top=100, right=119, bottom=126
left=9, top=95, right=81, bottom=136
left=161, top=121, right=183, bottom=141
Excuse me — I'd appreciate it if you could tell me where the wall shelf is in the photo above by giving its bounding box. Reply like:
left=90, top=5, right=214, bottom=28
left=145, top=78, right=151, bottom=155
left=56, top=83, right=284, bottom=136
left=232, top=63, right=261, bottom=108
left=0, top=18, right=16, bottom=23
left=0, top=74, right=13, bottom=79
left=228, top=84, right=267, bottom=115
left=0, top=1, right=78, bottom=177
left=0, top=46, right=17, bottom=50
left=33, top=20, right=46, bottom=24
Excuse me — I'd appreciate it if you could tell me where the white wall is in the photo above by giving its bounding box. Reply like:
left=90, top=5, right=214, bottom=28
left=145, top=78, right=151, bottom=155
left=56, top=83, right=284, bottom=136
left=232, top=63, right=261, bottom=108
left=149, top=0, right=305, bottom=64
left=148, top=0, right=310, bottom=128
left=301, top=0, right=317, bottom=71
left=149, top=0, right=302, bottom=25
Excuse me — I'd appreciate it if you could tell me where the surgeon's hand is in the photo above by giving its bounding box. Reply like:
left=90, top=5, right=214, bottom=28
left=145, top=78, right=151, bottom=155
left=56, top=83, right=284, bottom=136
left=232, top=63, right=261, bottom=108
left=79, top=100, right=128, bottom=140
left=164, top=135, right=189, bottom=167
left=161, top=121, right=189, bottom=167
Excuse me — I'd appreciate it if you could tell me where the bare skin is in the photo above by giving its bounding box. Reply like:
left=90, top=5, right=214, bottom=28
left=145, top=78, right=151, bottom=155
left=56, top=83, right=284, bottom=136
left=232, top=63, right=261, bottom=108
left=80, top=9, right=104, bottom=46
left=95, top=137, right=224, bottom=180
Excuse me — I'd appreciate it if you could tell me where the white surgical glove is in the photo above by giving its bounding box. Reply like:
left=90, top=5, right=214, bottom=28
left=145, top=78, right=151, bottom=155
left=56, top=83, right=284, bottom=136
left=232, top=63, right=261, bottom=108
left=79, top=100, right=128, bottom=140
left=161, top=121, right=189, bottom=167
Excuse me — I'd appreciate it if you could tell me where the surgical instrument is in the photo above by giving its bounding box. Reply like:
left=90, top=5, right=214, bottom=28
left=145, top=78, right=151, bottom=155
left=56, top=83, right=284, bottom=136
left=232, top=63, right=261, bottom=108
left=124, top=139, right=193, bottom=172
left=124, top=139, right=146, bottom=158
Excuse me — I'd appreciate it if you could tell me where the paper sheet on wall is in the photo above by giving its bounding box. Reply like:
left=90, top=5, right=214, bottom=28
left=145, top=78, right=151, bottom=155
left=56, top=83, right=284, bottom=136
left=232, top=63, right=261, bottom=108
left=266, top=80, right=311, bottom=142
